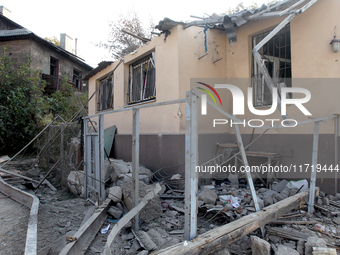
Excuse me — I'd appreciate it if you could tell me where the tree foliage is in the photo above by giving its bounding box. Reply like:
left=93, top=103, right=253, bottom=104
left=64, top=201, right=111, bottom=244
left=97, top=11, right=155, bottom=60
left=45, top=36, right=61, bottom=46
left=226, top=2, right=259, bottom=14
left=0, top=48, right=86, bottom=155
left=0, top=49, right=45, bottom=154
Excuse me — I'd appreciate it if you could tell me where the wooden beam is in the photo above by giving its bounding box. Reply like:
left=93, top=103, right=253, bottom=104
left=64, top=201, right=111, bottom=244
left=0, top=168, right=40, bottom=184
left=121, top=29, right=150, bottom=43
left=102, top=183, right=162, bottom=255
left=59, top=198, right=111, bottom=255
left=152, top=188, right=318, bottom=255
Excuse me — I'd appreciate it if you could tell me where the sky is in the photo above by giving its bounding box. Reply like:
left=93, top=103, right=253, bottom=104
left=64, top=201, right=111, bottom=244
left=1, top=0, right=272, bottom=67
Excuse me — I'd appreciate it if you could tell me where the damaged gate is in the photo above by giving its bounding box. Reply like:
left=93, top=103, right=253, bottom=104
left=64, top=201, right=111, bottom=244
left=83, top=115, right=106, bottom=202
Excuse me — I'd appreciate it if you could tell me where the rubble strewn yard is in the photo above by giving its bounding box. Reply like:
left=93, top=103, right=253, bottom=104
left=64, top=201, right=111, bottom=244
left=2, top=156, right=340, bottom=254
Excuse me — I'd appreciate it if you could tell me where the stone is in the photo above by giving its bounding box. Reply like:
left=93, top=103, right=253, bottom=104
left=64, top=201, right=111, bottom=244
left=335, top=193, right=340, bottom=200
left=268, top=235, right=280, bottom=244
left=316, top=197, right=323, bottom=205
left=263, top=196, right=274, bottom=207
left=137, top=251, right=148, bottom=255
left=198, top=188, right=217, bottom=205
left=258, top=188, right=267, bottom=193
left=333, top=217, right=340, bottom=225
left=120, top=181, right=162, bottom=223
left=104, top=159, right=118, bottom=182
left=214, top=247, right=231, bottom=255
left=250, top=197, right=264, bottom=209
left=319, top=191, right=326, bottom=197
left=275, top=245, right=299, bottom=255
left=111, top=159, right=130, bottom=174
left=297, top=240, right=304, bottom=255
left=262, top=189, right=278, bottom=198
left=274, top=193, right=288, bottom=201
left=329, top=195, right=336, bottom=201
left=280, top=187, right=290, bottom=197
left=251, top=236, right=271, bottom=255
left=323, top=197, right=330, bottom=206
left=272, top=180, right=288, bottom=192
left=305, top=237, right=327, bottom=255
left=108, top=206, right=123, bottom=219
left=67, top=171, right=85, bottom=197
left=25, top=168, right=40, bottom=178
left=288, top=188, right=298, bottom=196
left=108, top=186, right=122, bottom=203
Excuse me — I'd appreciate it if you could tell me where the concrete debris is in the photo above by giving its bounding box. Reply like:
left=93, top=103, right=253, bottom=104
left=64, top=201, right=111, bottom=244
left=66, top=171, right=85, bottom=197
left=170, top=174, right=181, bottom=180
left=272, top=179, right=288, bottom=192
left=275, top=244, right=299, bottom=255
left=251, top=236, right=271, bottom=255
left=134, top=230, right=157, bottom=251
left=198, top=188, right=217, bottom=205
left=120, top=181, right=162, bottom=223
left=305, top=237, right=328, bottom=255
left=108, top=186, right=122, bottom=202
left=107, top=206, right=123, bottom=219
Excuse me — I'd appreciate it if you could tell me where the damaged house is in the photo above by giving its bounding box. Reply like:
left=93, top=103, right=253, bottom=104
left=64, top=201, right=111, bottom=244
left=0, top=8, right=93, bottom=93
left=2, top=0, right=340, bottom=254
left=86, top=0, right=339, bottom=194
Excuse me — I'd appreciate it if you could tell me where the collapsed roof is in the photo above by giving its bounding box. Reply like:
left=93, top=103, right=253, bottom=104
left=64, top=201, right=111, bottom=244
left=156, top=0, right=313, bottom=46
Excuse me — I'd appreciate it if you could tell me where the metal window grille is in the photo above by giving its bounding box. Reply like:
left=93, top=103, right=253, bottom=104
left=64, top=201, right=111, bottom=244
left=252, top=24, right=291, bottom=107
left=128, top=53, right=156, bottom=104
left=97, top=75, right=113, bottom=111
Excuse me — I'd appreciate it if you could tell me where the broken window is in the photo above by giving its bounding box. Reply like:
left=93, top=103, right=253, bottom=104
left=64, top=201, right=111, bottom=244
left=50, top=57, right=59, bottom=76
left=73, top=69, right=82, bottom=90
left=252, top=24, right=291, bottom=107
left=128, top=53, right=156, bottom=104
left=97, top=74, right=113, bottom=112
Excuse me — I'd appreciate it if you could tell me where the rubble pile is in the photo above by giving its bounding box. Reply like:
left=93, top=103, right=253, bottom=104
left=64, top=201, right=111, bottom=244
left=64, top=159, right=340, bottom=254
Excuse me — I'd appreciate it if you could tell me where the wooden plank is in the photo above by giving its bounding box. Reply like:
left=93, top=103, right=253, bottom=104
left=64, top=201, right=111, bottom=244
left=270, top=220, right=317, bottom=225
left=59, top=198, right=111, bottom=255
left=102, top=183, right=162, bottom=255
left=152, top=188, right=317, bottom=255
left=0, top=168, right=40, bottom=184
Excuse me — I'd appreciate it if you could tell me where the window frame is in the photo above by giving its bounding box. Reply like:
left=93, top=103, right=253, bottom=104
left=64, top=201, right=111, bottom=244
left=73, top=68, right=82, bottom=91
left=50, top=57, right=59, bottom=76
left=252, top=24, right=292, bottom=107
left=128, top=52, right=156, bottom=105
left=96, top=73, right=114, bottom=112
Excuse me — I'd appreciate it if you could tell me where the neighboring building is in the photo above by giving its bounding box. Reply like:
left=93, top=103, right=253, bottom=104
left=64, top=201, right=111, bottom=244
left=86, top=0, right=340, bottom=193
left=0, top=10, right=93, bottom=93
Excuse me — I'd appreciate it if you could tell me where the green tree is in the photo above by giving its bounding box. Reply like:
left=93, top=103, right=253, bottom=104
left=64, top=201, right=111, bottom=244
left=45, top=36, right=61, bottom=46
left=97, top=11, right=155, bottom=59
left=0, top=48, right=87, bottom=155
left=0, top=49, right=45, bottom=154
left=226, top=2, right=260, bottom=14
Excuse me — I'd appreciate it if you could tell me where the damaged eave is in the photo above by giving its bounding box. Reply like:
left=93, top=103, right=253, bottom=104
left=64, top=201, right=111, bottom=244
left=181, top=0, right=316, bottom=46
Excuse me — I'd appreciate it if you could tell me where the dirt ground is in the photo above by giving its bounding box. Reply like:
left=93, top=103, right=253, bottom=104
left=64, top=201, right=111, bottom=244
left=0, top=192, right=29, bottom=255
